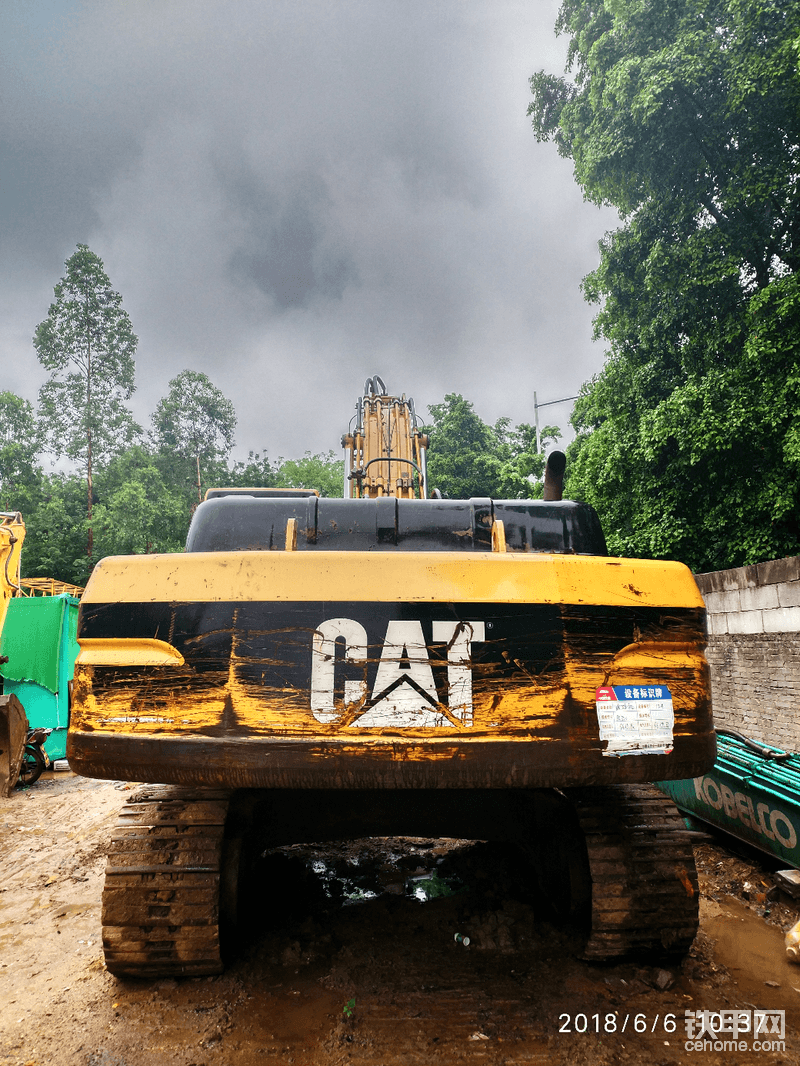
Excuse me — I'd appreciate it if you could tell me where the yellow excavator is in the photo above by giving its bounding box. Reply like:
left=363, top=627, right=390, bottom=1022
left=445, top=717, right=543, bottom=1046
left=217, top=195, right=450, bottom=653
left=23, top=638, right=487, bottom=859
left=0, top=513, right=27, bottom=795
left=69, top=378, right=714, bottom=976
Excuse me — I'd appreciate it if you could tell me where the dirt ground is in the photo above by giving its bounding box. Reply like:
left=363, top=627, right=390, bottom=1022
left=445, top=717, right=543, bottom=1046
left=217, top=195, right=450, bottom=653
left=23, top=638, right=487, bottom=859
left=1, top=771, right=798, bottom=1066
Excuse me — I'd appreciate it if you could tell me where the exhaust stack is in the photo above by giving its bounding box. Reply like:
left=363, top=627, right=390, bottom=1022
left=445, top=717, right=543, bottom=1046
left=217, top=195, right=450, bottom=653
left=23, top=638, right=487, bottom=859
left=542, top=451, right=566, bottom=502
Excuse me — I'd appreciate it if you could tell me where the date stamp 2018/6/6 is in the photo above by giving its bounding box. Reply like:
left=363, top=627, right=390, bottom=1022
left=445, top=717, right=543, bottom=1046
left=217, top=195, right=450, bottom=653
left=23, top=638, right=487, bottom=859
left=558, top=1013, right=677, bottom=1034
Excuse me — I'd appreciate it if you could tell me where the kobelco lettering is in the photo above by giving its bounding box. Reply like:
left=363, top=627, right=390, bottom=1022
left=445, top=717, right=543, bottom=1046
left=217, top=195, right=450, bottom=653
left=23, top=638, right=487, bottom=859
left=693, top=777, right=797, bottom=849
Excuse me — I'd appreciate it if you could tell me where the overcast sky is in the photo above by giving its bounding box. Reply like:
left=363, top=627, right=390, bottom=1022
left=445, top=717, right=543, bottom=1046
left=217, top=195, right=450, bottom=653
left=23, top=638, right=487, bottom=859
left=1, top=0, right=617, bottom=465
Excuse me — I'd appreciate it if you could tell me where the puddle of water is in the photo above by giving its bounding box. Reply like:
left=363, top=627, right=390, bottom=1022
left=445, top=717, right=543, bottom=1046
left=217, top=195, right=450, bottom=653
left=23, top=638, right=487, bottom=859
left=703, top=895, right=800, bottom=1014
left=232, top=986, right=342, bottom=1046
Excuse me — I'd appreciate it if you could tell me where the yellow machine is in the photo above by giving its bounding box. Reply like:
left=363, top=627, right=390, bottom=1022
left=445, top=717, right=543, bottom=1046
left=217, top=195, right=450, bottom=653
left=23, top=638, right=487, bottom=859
left=0, top=513, right=24, bottom=632
left=69, top=379, right=715, bottom=976
left=0, top=513, right=27, bottom=795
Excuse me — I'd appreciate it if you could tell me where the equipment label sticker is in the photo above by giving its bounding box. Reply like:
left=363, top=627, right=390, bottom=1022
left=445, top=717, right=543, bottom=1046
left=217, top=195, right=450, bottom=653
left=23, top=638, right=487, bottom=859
left=595, top=685, right=674, bottom=756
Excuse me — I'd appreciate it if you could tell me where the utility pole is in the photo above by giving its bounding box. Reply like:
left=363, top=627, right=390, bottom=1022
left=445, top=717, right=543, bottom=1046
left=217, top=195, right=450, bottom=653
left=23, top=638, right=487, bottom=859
left=533, top=393, right=580, bottom=453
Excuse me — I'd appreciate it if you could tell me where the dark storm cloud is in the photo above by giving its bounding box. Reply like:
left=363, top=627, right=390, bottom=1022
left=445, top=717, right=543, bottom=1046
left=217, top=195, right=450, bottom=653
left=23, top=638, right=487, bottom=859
left=227, top=173, right=358, bottom=309
left=0, top=1, right=617, bottom=459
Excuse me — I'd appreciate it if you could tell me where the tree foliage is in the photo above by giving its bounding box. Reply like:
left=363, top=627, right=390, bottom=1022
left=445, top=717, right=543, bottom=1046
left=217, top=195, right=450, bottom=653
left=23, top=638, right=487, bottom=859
left=20, top=473, right=92, bottom=585
left=271, top=451, right=343, bottom=497
left=0, top=392, right=42, bottom=512
left=151, top=370, right=237, bottom=503
left=530, top=0, right=800, bottom=571
left=425, top=394, right=559, bottom=499
left=34, top=244, right=140, bottom=559
left=226, top=450, right=343, bottom=497
left=92, top=447, right=188, bottom=557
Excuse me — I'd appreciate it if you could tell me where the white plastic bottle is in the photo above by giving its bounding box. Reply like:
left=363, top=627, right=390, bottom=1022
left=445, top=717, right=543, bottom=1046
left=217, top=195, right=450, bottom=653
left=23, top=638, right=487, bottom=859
left=786, top=918, right=800, bottom=962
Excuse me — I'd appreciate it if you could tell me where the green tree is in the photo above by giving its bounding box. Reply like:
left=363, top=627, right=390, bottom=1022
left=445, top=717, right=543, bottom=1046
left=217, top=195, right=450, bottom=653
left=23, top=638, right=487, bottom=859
left=493, top=417, right=559, bottom=499
left=224, top=449, right=343, bottom=496
left=228, top=450, right=277, bottom=489
left=20, top=472, right=90, bottom=586
left=152, top=370, right=236, bottom=505
left=530, top=0, right=800, bottom=570
left=0, top=392, right=43, bottom=512
left=273, top=451, right=343, bottom=497
left=34, top=244, right=140, bottom=561
left=425, top=394, right=559, bottom=499
left=93, top=446, right=188, bottom=557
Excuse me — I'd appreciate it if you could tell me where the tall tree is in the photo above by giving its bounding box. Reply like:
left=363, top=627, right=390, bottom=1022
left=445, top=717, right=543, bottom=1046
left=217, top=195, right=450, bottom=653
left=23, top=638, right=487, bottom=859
left=152, top=370, right=236, bottom=504
left=34, top=244, right=140, bottom=561
left=530, top=0, right=800, bottom=570
left=426, top=394, right=559, bottom=499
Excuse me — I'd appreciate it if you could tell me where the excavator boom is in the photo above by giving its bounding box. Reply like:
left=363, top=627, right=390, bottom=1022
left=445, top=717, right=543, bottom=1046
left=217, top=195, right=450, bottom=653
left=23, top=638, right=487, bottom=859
left=342, top=376, right=429, bottom=499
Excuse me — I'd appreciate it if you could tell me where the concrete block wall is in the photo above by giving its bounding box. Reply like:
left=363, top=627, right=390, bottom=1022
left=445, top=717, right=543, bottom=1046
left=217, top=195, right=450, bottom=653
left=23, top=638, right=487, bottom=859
left=694, top=556, right=800, bottom=751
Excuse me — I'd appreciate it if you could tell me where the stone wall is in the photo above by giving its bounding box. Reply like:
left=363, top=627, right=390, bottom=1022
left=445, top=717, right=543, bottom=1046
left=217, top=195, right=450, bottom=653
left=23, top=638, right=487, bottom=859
left=694, top=556, right=800, bottom=750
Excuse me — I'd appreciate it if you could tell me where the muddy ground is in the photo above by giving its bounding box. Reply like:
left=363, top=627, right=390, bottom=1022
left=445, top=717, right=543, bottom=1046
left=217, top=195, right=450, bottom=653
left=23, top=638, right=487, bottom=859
left=1, top=771, right=798, bottom=1066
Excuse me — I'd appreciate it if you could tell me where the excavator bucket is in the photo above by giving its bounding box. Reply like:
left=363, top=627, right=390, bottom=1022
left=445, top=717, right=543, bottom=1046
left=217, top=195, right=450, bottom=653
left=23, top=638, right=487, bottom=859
left=0, top=694, right=28, bottom=797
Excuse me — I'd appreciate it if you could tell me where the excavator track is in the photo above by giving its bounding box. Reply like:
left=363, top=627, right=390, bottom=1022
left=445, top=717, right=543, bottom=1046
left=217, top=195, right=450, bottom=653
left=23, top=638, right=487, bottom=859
left=101, top=785, right=233, bottom=977
left=567, top=783, right=699, bottom=961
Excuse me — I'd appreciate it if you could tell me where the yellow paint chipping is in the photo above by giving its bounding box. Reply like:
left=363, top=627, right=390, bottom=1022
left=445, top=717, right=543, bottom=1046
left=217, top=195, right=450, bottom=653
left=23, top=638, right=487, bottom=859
left=76, top=637, right=185, bottom=667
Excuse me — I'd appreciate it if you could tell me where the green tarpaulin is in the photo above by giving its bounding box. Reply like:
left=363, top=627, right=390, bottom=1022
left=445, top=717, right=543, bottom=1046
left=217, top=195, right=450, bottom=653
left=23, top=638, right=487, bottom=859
left=0, top=595, right=74, bottom=694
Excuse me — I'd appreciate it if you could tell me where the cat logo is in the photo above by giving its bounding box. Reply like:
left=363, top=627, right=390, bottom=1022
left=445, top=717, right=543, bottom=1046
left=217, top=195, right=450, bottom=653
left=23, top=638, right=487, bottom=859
left=310, top=618, right=485, bottom=728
